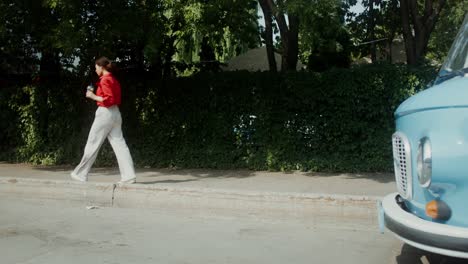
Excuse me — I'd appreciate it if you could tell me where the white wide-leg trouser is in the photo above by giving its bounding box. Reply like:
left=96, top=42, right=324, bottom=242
left=72, top=106, right=135, bottom=181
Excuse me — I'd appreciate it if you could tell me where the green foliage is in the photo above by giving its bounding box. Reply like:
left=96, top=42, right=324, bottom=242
left=0, top=64, right=436, bottom=172
left=347, top=0, right=400, bottom=62
left=427, top=0, right=467, bottom=64
left=295, top=0, right=348, bottom=51
left=0, top=74, right=90, bottom=165
left=169, top=0, right=260, bottom=64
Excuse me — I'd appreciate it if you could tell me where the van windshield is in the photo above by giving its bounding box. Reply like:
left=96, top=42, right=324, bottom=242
left=435, top=15, right=468, bottom=85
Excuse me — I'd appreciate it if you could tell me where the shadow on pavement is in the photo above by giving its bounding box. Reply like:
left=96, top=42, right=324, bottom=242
left=304, top=171, right=394, bottom=183
left=26, top=162, right=394, bottom=184
left=137, top=168, right=256, bottom=179
left=31, top=165, right=257, bottom=179
left=139, top=179, right=201, bottom=184
left=396, top=244, right=467, bottom=264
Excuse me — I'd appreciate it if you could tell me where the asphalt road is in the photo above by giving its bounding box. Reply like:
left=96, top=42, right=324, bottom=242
left=0, top=198, right=465, bottom=264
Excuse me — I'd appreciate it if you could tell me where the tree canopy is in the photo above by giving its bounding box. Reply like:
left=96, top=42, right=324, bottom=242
left=1, top=0, right=466, bottom=78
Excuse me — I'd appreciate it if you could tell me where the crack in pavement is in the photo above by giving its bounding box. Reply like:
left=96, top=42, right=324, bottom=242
left=111, top=184, right=117, bottom=206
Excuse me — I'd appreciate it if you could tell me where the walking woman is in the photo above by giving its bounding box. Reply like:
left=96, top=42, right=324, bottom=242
left=71, top=56, right=136, bottom=184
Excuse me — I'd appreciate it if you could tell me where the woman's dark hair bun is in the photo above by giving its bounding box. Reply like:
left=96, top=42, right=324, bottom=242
left=95, top=56, right=118, bottom=73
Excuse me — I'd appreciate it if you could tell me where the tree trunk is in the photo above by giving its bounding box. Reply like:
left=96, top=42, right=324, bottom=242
left=199, top=36, right=219, bottom=72
left=386, top=0, right=399, bottom=63
left=162, top=36, right=176, bottom=80
left=38, top=49, right=60, bottom=143
left=369, top=0, right=377, bottom=63
left=386, top=40, right=392, bottom=63
left=265, top=0, right=299, bottom=72
left=400, top=0, right=446, bottom=65
left=285, top=14, right=299, bottom=71
left=162, top=14, right=184, bottom=80
left=199, top=36, right=216, bottom=62
left=259, top=0, right=277, bottom=72
left=400, top=0, right=416, bottom=64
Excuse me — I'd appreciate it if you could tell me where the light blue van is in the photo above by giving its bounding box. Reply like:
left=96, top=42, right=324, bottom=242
left=380, top=14, right=468, bottom=258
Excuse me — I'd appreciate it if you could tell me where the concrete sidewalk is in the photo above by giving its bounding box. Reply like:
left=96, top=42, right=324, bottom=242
left=0, top=163, right=396, bottom=227
left=0, top=163, right=395, bottom=197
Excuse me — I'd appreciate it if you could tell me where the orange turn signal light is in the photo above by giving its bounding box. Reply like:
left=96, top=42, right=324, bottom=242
left=425, top=200, right=451, bottom=221
left=426, top=200, right=439, bottom=218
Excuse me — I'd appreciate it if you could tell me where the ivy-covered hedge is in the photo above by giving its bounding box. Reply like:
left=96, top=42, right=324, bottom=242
left=0, top=63, right=436, bottom=172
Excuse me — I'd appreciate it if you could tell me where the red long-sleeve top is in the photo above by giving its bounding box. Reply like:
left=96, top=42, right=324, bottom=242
left=96, top=73, right=121, bottom=107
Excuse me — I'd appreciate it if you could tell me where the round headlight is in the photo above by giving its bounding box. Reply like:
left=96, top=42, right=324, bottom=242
left=417, top=137, right=432, bottom=187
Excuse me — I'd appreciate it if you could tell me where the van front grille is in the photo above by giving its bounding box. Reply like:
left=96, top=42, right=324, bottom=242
left=392, top=132, right=412, bottom=199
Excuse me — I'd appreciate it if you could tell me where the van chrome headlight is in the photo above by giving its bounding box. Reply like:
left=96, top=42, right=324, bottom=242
left=417, top=137, right=432, bottom=187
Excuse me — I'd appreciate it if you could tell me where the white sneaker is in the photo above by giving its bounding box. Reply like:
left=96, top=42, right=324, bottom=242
left=117, top=178, right=136, bottom=185
left=70, top=173, right=87, bottom=182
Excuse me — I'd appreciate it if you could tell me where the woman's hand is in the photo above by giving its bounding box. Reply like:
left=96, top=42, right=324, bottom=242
left=85, top=91, right=104, bottom=102
left=86, top=90, right=94, bottom=98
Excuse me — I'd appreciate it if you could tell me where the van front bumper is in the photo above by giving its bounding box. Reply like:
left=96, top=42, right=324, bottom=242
left=381, top=193, right=468, bottom=259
